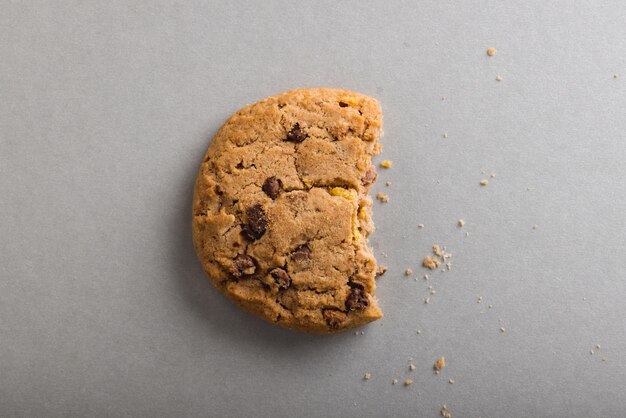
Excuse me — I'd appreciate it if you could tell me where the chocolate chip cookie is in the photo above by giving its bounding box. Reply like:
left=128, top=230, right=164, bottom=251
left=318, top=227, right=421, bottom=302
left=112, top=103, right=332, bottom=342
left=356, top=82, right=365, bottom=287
left=192, top=88, right=384, bottom=333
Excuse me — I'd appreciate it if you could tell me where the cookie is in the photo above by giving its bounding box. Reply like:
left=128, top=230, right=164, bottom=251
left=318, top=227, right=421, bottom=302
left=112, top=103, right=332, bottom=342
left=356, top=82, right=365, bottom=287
left=192, top=88, right=384, bottom=333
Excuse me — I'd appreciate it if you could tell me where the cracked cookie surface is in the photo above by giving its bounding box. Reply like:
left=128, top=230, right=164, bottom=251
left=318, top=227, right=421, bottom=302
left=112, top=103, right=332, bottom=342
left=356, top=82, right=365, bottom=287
left=192, top=88, right=383, bottom=334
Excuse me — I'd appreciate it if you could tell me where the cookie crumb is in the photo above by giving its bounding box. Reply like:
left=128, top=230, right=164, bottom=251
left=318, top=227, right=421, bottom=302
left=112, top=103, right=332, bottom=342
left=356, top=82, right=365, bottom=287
left=376, top=265, right=388, bottom=277
left=490, top=172, right=496, bottom=178
left=385, top=181, right=391, bottom=186
left=430, top=289, right=437, bottom=295
left=614, top=73, right=619, bottom=79
left=440, top=404, right=452, bottom=418
left=405, top=268, right=413, bottom=276
left=434, top=356, right=446, bottom=370
left=477, top=296, right=483, bottom=304
left=376, top=193, right=389, bottom=203
left=423, top=274, right=430, bottom=280
left=433, top=244, right=443, bottom=257
left=496, top=75, right=502, bottom=81
left=457, top=219, right=465, bottom=227
left=363, top=373, right=371, bottom=380
left=424, top=297, right=430, bottom=304
left=443, top=132, right=448, bottom=139
left=423, top=256, right=441, bottom=270
left=486, top=47, right=497, bottom=56
left=417, top=330, right=421, bottom=334
left=448, top=379, right=455, bottom=384
left=601, top=357, right=607, bottom=362
left=532, top=224, right=539, bottom=230
left=480, top=179, right=489, bottom=186
left=465, top=231, right=469, bottom=237
left=380, top=160, right=392, bottom=168
left=596, top=344, right=601, bottom=350
left=590, top=350, right=594, bottom=355
left=392, top=379, right=398, bottom=385
left=488, top=304, right=493, bottom=309
left=417, top=223, right=425, bottom=228
left=500, top=327, right=506, bottom=333
left=404, top=379, right=414, bottom=386
left=409, top=364, right=416, bottom=371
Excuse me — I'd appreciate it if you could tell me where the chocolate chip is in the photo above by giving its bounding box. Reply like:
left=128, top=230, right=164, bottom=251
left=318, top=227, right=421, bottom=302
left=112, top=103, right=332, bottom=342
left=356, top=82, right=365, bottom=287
left=286, top=123, right=308, bottom=143
left=346, top=287, right=369, bottom=311
left=214, top=185, right=223, bottom=195
left=262, top=177, right=282, bottom=199
left=322, top=309, right=347, bottom=329
left=361, top=166, right=377, bottom=186
left=241, top=204, right=268, bottom=241
left=291, top=244, right=311, bottom=262
left=270, top=268, right=291, bottom=290
left=338, top=101, right=348, bottom=107
left=232, top=254, right=256, bottom=278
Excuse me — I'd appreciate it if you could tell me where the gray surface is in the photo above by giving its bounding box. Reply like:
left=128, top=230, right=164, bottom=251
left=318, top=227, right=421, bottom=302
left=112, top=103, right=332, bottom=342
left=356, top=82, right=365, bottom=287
left=1, top=1, right=625, bottom=417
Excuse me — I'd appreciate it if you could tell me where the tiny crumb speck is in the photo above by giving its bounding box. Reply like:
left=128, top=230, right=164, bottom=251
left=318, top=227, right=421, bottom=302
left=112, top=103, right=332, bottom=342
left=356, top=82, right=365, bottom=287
left=487, top=47, right=497, bottom=56
left=434, top=356, right=446, bottom=370
left=443, top=133, right=448, bottom=138
left=489, top=304, right=493, bottom=309
left=376, top=193, right=389, bottom=203
left=392, top=379, right=398, bottom=385
left=385, top=181, right=391, bottom=186
left=590, top=350, right=595, bottom=355
left=404, top=268, right=413, bottom=276
left=477, top=296, right=483, bottom=304
left=496, top=75, right=502, bottom=81
left=532, top=224, right=539, bottom=230
left=614, top=73, right=619, bottom=79
left=423, top=256, right=441, bottom=270
left=418, top=223, right=425, bottom=229
left=500, top=327, right=506, bottom=333
left=448, top=379, right=455, bottom=384
left=596, top=344, right=601, bottom=350
left=409, top=364, right=416, bottom=371
left=424, top=297, right=430, bottom=304
left=490, top=172, right=496, bottom=178
left=376, top=265, right=387, bottom=277
left=480, top=179, right=489, bottom=186
left=440, top=404, right=452, bottom=418
left=380, top=160, right=392, bottom=168
left=423, top=274, right=430, bottom=280
left=458, top=219, right=465, bottom=227
left=417, top=330, right=422, bottom=334
left=404, top=379, right=414, bottom=386
left=363, top=373, right=371, bottom=380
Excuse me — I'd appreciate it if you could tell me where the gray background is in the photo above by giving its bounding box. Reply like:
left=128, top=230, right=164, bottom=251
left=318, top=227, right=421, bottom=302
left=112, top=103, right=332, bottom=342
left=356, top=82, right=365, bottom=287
left=1, top=1, right=625, bottom=417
